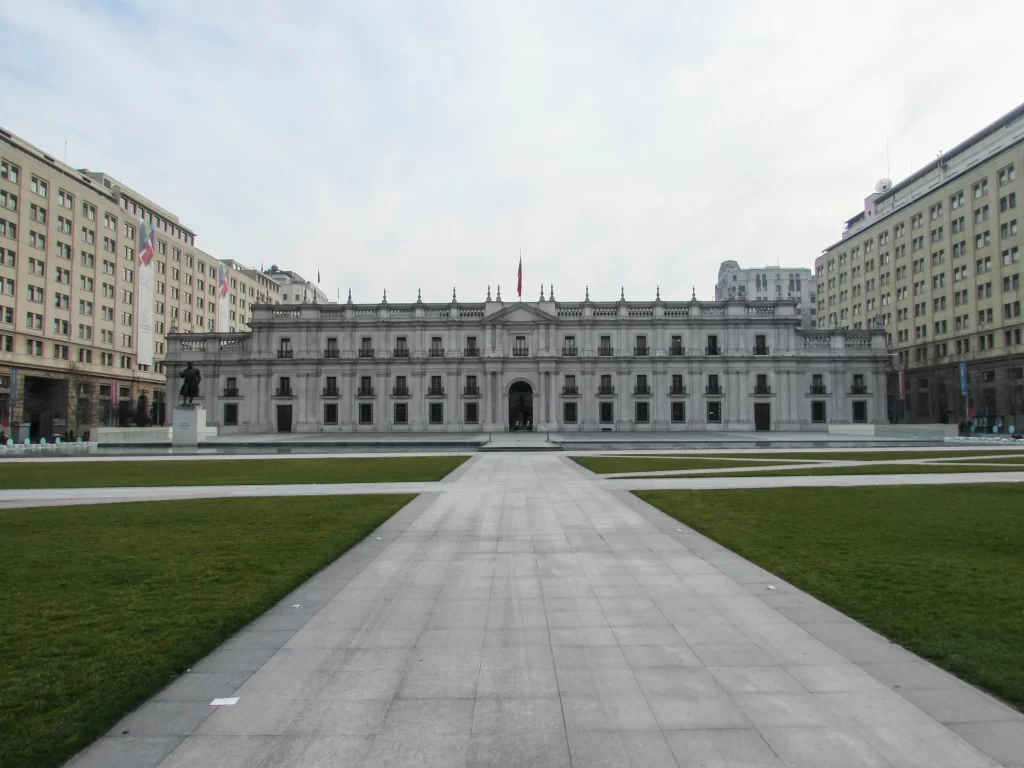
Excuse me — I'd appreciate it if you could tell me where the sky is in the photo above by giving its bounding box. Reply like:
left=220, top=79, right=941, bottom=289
left=2, top=0, right=1023, bottom=304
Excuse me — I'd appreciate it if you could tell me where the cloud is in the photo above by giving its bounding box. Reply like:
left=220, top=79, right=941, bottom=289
left=2, top=0, right=1022, bottom=304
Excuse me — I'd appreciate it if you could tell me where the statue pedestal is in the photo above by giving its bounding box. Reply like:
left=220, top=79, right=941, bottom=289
left=172, top=405, right=206, bottom=447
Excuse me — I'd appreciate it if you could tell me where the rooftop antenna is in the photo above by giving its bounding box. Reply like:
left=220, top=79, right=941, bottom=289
left=63, top=141, right=67, bottom=164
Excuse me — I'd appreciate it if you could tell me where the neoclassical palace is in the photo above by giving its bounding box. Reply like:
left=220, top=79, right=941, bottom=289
left=164, top=292, right=889, bottom=433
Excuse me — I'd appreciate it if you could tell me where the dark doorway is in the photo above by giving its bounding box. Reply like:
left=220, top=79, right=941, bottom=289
left=508, top=381, right=533, bottom=431
left=277, top=404, right=293, bottom=433
left=754, top=402, right=771, bottom=432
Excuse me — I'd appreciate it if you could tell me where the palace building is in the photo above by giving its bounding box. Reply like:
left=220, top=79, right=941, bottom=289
left=163, top=289, right=888, bottom=433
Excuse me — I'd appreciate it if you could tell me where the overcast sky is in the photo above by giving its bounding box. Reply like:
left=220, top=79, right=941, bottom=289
left=2, top=0, right=1022, bottom=304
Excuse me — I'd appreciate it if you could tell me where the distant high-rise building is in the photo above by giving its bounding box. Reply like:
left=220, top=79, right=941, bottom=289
left=715, top=261, right=816, bottom=327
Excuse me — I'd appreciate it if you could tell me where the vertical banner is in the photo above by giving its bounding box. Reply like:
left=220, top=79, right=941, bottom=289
left=898, top=369, right=905, bottom=400
left=218, top=262, right=230, bottom=332
left=136, top=219, right=155, bottom=365
left=959, top=361, right=968, bottom=398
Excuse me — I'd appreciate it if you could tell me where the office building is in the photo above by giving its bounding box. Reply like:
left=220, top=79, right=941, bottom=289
left=715, top=261, right=816, bottom=327
left=815, top=103, right=1024, bottom=425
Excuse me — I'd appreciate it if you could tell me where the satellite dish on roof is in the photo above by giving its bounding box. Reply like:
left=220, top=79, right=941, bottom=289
left=875, top=178, right=892, bottom=193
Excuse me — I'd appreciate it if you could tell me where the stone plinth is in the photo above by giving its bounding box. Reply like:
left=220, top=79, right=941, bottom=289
left=172, top=406, right=206, bottom=447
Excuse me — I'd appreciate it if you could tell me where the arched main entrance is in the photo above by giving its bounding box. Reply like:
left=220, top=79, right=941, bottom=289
left=508, top=381, right=534, bottom=431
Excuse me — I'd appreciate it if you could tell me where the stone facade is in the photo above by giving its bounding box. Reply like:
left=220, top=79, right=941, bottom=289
left=164, top=295, right=889, bottom=433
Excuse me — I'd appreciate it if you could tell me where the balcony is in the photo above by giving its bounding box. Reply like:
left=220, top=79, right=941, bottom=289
left=597, top=386, right=616, bottom=396
left=392, top=387, right=410, bottom=397
left=463, top=386, right=481, bottom=396
left=323, top=348, right=340, bottom=359
left=427, top=387, right=446, bottom=397
left=356, top=387, right=375, bottom=397
left=562, top=386, right=580, bottom=396
left=223, top=388, right=240, bottom=397
left=274, top=388, right=293, bottom=397
left=705, top=385, right=724, bottom=396
left=850, top=384, right=869, bottom=394
left=753, top=384, right=772, bottom=395
left=598, top=346, right=614, bottom=356
left=562, top=347, right=579, bottom=356
left=668, top=386, right=687, bottom=396
left=669, top=345, right=685, bottom=356
left=634, top=347, right=649, bottom=357
left=464, top=347, right=480, bottom=357
left=393, top=348, right=410, bottom=358
left=276, top=349, right=293, bottom=359
left=753, top=346, right=770, bottom=356
left=429, top=348, right=445, bottom=358
left=512, top=347, right=529, bottom=357
left=809, top=384, right=828, bottom=395
left=633, top=385, right=652, bottom=396
left=358, top=348, right=374, bottom=358
left=705, top=347, right=720, bottom=356
left=322, top=387, right=340, bottom=397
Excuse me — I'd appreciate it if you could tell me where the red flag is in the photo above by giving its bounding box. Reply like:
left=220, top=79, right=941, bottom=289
left=517, top=257, right=522, bottom=298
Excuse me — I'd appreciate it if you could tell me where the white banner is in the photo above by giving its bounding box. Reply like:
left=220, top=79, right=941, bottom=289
left=218, top=262, right=230, bottom=332
left=136, top=218, right=155, bottom=366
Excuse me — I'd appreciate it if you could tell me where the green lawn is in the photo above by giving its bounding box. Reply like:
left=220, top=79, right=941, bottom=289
left=582, top=449, right=1019, bottom=471
left=0, top=494, right=414, bottom=768
left=636, top=485, right=1024, bottom=711
left=571, top=456, right=805, bottom=474
left=0, top=455, right=469, bottom=489
left=630, top=463, right=1024, bottom=478
left=944, top=456, right=1024, bottom=465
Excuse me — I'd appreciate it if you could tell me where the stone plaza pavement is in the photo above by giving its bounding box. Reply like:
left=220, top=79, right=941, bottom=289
left=66, top=454, right=1023, bottom=767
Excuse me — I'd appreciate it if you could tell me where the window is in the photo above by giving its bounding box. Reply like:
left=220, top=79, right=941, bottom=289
left=811, top=401, right=826, bottom=423
left=53, top=319, right=69, bottom=335
left=999, top=164, right=1015, bottom=186
left=394, top=403, right=408, bottom=424
left=29, top=230, right=46, bottom=249
left=635, top=374, right=649, bottom=395
left=28, top=285, right=44, bottom=302
left=465, top=402, right=479, bottom=424
left=973, top=178, right=988, bottom=199
left=429, top=403, right=444, bottom=424
left=707, top=374, right=721, bottom=394
left=707, top=401, right=721, bottom=423
left=974, top=205, right=989, bottom=224
left=26, top=312, right=42, bottom=329
left=706, top=334, right=719, bottom=355
left=671, top=401, right=685, bottom=423
left=1000, top=192, right=1017, bottom=212
left=324, top=403, right=338, bottom=425
left=0, top=217, right=16, bottom=239
left=599, top=402, right=614, bottom=423
left=852, top=401, right=867, bottom=423
left=30, top=176, right=48, bottom=197
left=635, top=402, right=649, bottom=423
left=223, top=404, right=239, bottom=426
left=635, top=335, right=648, bottom=355
left=563, top=402, right=578, bottom=423
left=0, top=160, right=20, bottom=183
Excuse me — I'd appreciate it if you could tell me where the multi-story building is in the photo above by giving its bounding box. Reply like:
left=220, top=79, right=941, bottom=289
left=0, top=126, right=289, bottom=439
left=220, top=259, right=281, bottom=333
left=265, top=266, right=328, bottom=305
left=715, top=261, right=816, bottom=327
left=816, top=103, right=1024, bottom=427
left=164, top=292, right=888, bottom=434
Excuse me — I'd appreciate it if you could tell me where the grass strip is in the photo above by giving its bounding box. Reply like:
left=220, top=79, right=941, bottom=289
left=623, top=463, right=1024, bottom=479
left=0, top=455, right=468, bottom=489
left=571, top=456, right=804, bottom=474
left=0, top=494, right=414, bottom=768
left=635, top=485, right=1024, bottom=711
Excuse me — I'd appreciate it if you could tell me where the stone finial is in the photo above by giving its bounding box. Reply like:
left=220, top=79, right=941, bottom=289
left=417, top=288, right=422, bottom=303
left=346, top=289, right=353, bottom=304
left=620, top=286, right=625, bottom=301
left=585, top=285, right=590, bottom=301
left=549, top=284, right=555, bottom=301
left=453, top=287, right=457, bottom=302
left=487, top=285, right=492, bottom=301
left=691, top=286, right=696, bottom=301
left=382, top=289, right=387, bottom=304
left=540, top=284, right=545, bottom=301
left=656, top=285, right=661, bottom=301
left=496, top=285, right=502, bottom=301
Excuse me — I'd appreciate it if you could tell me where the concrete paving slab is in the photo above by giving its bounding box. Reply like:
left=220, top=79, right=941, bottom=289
left=59, top=454, right=1024, bottom=768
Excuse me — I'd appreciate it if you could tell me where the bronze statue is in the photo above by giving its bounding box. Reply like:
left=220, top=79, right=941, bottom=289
left=179, top=362, right=202, bottom=405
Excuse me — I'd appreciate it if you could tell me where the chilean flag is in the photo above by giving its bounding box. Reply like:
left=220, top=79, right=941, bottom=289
left=517, top=256, right=522, bottom=298
left=138, top=219, right=155, bottom=267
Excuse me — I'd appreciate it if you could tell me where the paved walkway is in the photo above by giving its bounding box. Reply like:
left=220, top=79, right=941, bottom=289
left=66, top=454, right=1023, bottom=767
